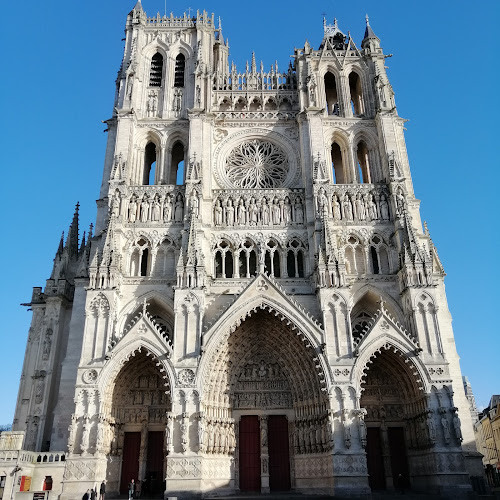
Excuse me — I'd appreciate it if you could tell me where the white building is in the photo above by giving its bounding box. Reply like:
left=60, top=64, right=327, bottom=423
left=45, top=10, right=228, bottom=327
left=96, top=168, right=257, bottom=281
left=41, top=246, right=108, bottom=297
left=0, top=2, right=485, bottom=498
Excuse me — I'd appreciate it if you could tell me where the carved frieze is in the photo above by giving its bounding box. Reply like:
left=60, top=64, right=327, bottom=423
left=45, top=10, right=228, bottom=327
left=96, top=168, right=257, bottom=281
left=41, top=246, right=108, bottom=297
left=166, top=457, right=202, bottom=478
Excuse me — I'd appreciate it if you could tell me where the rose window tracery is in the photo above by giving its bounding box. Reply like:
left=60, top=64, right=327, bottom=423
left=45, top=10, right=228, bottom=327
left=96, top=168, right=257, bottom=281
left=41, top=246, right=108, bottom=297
left=225, top=140, right=289, bottom=188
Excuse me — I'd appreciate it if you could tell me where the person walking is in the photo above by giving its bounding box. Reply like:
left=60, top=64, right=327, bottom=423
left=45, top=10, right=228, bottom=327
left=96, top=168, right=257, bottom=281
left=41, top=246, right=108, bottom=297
left=90, top=487, right=97, bottom=500
left=128, top=479, right=135, bottom=500
left=99, top=480, right=106, bottom=500
left=82, top=490, right=90, bottom=500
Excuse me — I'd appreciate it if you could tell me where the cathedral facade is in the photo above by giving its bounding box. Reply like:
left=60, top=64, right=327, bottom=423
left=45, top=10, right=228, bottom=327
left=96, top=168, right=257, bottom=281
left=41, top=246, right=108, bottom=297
left=0, top=2, right=484, bottom=499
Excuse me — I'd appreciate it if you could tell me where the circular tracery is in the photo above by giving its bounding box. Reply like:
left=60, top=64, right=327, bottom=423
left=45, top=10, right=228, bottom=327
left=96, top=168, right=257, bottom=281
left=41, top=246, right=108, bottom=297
left=225, top=140, right=289, bottom=188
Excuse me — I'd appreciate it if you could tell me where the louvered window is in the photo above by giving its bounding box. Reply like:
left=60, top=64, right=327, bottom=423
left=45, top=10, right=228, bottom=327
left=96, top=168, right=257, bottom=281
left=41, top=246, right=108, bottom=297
left=149, top=53, right=163, bottom=87
left=174, top=54, right=185, bottom=87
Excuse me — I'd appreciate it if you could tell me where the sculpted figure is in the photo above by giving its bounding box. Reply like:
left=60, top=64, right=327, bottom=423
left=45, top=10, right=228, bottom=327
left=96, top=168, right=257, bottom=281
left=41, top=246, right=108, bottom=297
left=380, top=194, right=390, bottom=220
left=295, top=198, right=304, bottom=224
left=261, top=198, right=270, bottom=225
left=333, top=195, right=342, bottom=220
left=441, top=414, right=451, bottom=444
left=225, top=198, right=235, bottom=226
left=343, top=195, right=353, bottom=221
left=190, top=192, right=199, bottom=218
left=453, top=412, right=463, bottom=442
left=128, top=196, right=138, bottom=222
left=237, top=198, right=246, bottom=225
left=163, top=194, right=173, bottom=221
left=140, top=197, right=149, bottom=222
left=249, top=198, right=258, bottom=225
left=174, top=194, right=184, bottom=222
left=272, top=198, right=281, bottom=224
left=214, top=199, right=223, bottom=225
left=355, top=193, right=366, bottom=220
left=317, top=188, right=328, bottom=217
left=151, top=199, right=161, bottom=221
left=283, top=197, right=292, bottom=224
left=368, top=195, right=377, bottom=220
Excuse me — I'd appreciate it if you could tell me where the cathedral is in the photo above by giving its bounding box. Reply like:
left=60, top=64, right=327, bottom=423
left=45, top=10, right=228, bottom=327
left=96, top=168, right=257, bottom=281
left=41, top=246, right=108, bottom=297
left=0, top=2, right=485, bottom=499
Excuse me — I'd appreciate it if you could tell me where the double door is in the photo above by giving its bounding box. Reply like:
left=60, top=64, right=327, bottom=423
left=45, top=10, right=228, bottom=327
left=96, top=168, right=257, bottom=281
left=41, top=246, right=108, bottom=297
left=239, top=415, right=290, bottom=492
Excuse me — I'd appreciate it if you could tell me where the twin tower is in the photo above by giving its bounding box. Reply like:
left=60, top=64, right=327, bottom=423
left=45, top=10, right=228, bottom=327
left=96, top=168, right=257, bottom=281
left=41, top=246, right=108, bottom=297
left=3, top=2, right=484, bottom=499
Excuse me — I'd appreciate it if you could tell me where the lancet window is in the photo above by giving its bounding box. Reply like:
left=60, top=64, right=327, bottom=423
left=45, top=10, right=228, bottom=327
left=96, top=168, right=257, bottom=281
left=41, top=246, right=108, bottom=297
left=143, top=142, right=157, bottom=185
left=324, top=72, right=339, bottom=116
left=130, top=238, right=151, bottom=277
left=344, top=235, right=366, bottom=275
left=152, top=238, right=176, bottom=278
left=149, top=53, right=164, bottom=87
left=348, top=71, right=364, bottom=116
left=331, top=142, right=346, bottom=184
left=214, top=240, right=234, bottom=279
left=369, top=235, right=390, bottom=274
left=238, top=240, right=257, bottom=278
left=286, top=239, right=305, bottom=278
left=264, top=240, right=281, bottom=278
left=356, top=140, right=372, bottom=184
left=169, top=141, right=185, bottom=185
left=174, top=54, right=186, bottom=88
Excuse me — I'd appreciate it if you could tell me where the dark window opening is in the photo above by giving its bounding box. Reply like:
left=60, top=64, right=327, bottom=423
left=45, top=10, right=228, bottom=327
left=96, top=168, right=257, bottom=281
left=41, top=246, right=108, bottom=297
left=225, top=252, right=234, bottom=278
left=174, top=54, right=186, bottom=88
left=331, top=142, right=346, bottom=184
left=144, top=142, right=157, bottom=185
left=150, top=53, right=164, bottom=87
left=170, top=142, right=185, bottom=185
left=370, top=247, right=379, bottom=274
left=324, top=72, right=339, bottom=115
left=140, top=248, right=149, bottom=277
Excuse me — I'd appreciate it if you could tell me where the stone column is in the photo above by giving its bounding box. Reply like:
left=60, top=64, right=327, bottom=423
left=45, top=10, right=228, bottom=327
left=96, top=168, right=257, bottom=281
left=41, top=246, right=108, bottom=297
left=259, top=415, right=270, bottom=493
left=138, top=420, right=148, bottom=482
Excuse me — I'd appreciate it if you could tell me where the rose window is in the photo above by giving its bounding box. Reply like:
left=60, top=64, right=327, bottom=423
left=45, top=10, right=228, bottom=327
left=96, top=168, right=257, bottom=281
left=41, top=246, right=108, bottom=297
left=225, top=140, right=289, bottom=188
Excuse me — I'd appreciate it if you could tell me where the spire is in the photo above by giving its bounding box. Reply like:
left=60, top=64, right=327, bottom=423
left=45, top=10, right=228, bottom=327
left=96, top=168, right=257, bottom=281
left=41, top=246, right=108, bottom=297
left=57, top=231, right=64, bottom=257
left=363, top=14, right=378, bottom=40
left=251, top=52, right=256, bottom=73
left=132, top=0, right=143, bottom=12
left=65, top=203, right=80, bottom=258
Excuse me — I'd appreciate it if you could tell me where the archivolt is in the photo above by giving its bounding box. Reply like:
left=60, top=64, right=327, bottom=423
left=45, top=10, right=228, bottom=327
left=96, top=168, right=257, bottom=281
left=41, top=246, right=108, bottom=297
left=201, top=309, right=328, bottom=416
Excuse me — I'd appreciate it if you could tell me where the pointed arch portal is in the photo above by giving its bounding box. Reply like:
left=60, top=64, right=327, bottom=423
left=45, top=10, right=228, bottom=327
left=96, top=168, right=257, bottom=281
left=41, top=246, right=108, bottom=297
left=108, top=351, right=172, bottom=495
left=201, top=309, right=329, bottom=492
left=360, top=346, right=426, bottom=491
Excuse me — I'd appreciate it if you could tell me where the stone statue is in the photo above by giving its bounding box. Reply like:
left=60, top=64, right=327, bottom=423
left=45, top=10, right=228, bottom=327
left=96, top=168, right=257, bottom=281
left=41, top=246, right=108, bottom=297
left=128, top=197, right=138, bottom=222
left=380, top=194, right=390, bottom=220
left=174, top=194, right=184, bottom=222
left=333, top=196, right=342, bottom=220
left=283, top=197, right=292, bottom=224
left=272, top=198, right=281, bottom=224
left=163, top=194, right=173, bottom=221
left=453, top=412, right=463, bottom=442
left=214, top=199, right=223, bottom=225
left=295, top=198, right=304, bottom=224
left=237, top=198, right=246, bottom=225
left=261, top=198, right=270, bottom=225
left=441, top=414, right=451, bottom=444
left=225, top=199, right=235, bottom=226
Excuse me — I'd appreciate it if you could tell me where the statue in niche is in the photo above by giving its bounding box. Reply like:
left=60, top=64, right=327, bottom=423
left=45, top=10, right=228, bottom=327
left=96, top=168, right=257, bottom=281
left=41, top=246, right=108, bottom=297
left=271, top=198, right=281, bottom=224
left=261, top=198, right=270, bottom=225
left=111, top=194, right=120, bottom=218
left=163, top=194, right=173, bottom=221
left=294, top=198, right=304, bottom=224
left=237, top=198, right=246, bottom=225
left=307, top=73, right=317, bottom=107
left=249, top=198, right=258, bottom=225
left=441, top=414, right=451, bottom=444
left=396, top=190, right=405, bottom=216
left=126, top=74, right=134, bottom=100
left=343, top=194, right=353, bottom=221
left=190, top=191, right=199, bottom=218
left=140, top=197, right=149, bottom=222
left=174, top=194, right=184, bottom=222
left=42, top=330, right=52, bottom=360
left=35, top=380, right=44, bottom=404
left=426, top=411, right=436, bottom=444
left=128, top=196, right=138, bottom=222
left=367, top=195, right=377, bottom=220
left=147, top=91, right=158, bottom=117
left=316, top=188, right=328, bottom=217
left=452, top=412, right=463, bottom=442
left=214, top=199, right=223, bottom=225
left=380, top=194, right=390, bottom=220
left=225, top=199, right=235, bottom=226
left=67, top=415, right=77, bottom=454
left=333, top=195, right=342, bottom=220
left=151, top=198, right=161, bottom=221
left=355, top=193, right=365, bottom=220
left=283, top=197, right=292, bottom=224
left=81, top=419, right=90, bottom=454
left=173, top=88, right=183, bottom=113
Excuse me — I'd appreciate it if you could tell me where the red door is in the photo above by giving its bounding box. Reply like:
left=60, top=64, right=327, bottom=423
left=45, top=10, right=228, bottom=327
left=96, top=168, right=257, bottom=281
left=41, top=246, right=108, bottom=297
left=239, top=416, right=261, bottom=491
left=388, top=427, right=410, bottom=490
left=268, top=415, right=291, bottom=491
left=366, top=427, right=386, bottom=490
left=121, top=432, right=141, bottom=494
left=146, top=431, right=165, bottom=495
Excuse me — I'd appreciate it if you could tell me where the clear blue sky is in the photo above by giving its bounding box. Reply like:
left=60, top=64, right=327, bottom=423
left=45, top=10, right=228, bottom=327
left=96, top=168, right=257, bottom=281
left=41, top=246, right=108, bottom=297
left=0, top=0, right=498, bottom=425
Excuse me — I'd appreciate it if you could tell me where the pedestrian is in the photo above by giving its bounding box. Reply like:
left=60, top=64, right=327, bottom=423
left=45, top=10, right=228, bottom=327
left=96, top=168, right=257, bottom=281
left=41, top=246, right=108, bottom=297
left=90, top=487, right=97, bottom=500
left=82, top=489, right=90, bottom=500
left=128, top=479, right=135, bottom=500
left=99, top=480, right=106, bottom=500
left=396, top=473, right=405, bottom=494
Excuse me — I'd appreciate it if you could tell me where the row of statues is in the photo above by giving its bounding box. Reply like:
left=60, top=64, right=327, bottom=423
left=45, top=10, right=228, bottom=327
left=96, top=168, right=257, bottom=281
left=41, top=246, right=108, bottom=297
left=119, top=193, right=187, bottom=223
left=316, top=188, right=391, bottom=222
left=214, top=195, right=304, bottom=227
left=198, top=417, right=236, bottom=455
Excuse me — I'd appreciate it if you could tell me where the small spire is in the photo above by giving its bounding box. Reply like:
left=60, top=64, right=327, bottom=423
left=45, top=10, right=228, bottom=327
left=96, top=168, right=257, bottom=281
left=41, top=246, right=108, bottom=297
left=251, top=52, right=256, bottom=73
left=363, top=13, right=378, bottom=40
left=218, top=16, right=222, bottom=30
left=57, top=231, right=64, bottom=257
left=79, top=231, right=86, bottom=254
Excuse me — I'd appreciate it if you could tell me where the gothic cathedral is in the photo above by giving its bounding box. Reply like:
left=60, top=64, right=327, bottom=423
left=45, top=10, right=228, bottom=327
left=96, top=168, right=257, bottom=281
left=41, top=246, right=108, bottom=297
left=2, top=2, right=484, bottom=499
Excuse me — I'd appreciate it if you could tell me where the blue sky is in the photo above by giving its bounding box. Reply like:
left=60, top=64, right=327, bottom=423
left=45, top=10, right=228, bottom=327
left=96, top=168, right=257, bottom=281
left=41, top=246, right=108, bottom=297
left=0, top=0, right=498, bottom=425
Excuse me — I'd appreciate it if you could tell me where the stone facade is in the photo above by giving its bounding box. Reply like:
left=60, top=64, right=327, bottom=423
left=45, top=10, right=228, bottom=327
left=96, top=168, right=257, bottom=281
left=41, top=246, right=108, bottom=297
left=0, top=2, right=485, bottom=499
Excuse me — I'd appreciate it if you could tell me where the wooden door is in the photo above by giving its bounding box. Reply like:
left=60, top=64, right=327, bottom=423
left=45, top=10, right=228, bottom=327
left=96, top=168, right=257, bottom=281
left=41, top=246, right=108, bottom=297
left=239, top=416, right=261, bottom=491
left=366, top=427, right=386, bottom=490
left=388, top=427, right=410, bottom=489
left=146, top=431, right=164, bottom=496
left=268, top=415, right=291, bottom=491
left=121, top=432, right=141, bottom=494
